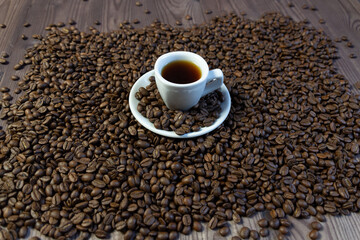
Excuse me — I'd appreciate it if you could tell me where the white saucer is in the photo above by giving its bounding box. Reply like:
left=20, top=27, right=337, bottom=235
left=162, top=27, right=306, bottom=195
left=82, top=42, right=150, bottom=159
left=129, top=70, right=231, bottom=138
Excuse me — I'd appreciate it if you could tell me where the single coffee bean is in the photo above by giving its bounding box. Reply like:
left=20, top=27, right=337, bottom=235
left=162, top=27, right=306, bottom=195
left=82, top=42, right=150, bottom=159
left=208, top=216, right=218, bottom=230
left=310, top=221, right=322, bottom=230
left=269, top=219, right=280, bottom=229
left=279, top=226, right=289, bottom=235
left=239, top=226, right=250, bottom=239
left=193, top=221, right=202, bottom=232
left=219, top=226, right=230, bottom=237
left=250, top=230, right=259, bottom=239
left=259, top=228, right=269, bottom=237
left=309, top=229, right=320, bottom=240
left=258, top=218, right=268, bottom=228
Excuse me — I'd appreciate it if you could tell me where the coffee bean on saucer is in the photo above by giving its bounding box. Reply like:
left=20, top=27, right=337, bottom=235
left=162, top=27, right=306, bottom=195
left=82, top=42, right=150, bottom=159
left=136, top=77, right=224, bottom=135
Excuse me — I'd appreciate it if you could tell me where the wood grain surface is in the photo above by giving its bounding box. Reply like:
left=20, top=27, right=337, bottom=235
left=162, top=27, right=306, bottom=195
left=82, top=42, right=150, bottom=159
left=1, top=0, right=360, bottom=239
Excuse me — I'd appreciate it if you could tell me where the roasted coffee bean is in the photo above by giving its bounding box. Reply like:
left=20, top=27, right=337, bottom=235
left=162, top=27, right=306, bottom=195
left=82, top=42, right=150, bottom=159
left=279, top=226, right=289, bottom=235
left=182, top=214, right=192, bottom=226
left=193, top=221, right=202, bottom=232
left=269, top=219, right=280, bottom=229
left=208, top=216, right=218, bottom=230
left=233, top=212, right=242, bottom=224
left=310, top=221, right=322, bottom=230
left=316, top=213, right=326, bottom=222
left=18, top=226, right=28, bottom=238
left=239, top=226, right=250, bottom=239
left=259, top=228, right=269, bottom=237
left=309, top=229, right=320, bottom=239
left=219, top=226, right=230, bottom=237
left=0, top=58, right=8, bottom=64
left=257, top=218, right=268, bottom=228
left=250, top=230, right=259, bottom=239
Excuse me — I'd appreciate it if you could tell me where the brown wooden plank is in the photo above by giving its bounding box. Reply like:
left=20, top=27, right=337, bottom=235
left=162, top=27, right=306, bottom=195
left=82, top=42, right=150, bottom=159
left=1, top=0, right=360, bottom=239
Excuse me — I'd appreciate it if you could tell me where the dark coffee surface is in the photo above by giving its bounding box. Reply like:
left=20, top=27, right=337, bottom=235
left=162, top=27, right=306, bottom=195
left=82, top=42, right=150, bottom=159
left=161, top=60, right=201, bottom=84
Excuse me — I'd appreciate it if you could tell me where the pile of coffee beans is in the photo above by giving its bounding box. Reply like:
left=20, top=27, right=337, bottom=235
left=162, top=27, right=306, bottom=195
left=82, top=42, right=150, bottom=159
left=0, top=12, right=360, bottom=240
left=135, top=77, right=224, bottom=135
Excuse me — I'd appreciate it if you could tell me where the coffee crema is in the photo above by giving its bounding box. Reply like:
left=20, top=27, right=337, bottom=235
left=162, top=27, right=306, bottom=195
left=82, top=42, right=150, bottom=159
left=161, top=60, right=201, bottom=84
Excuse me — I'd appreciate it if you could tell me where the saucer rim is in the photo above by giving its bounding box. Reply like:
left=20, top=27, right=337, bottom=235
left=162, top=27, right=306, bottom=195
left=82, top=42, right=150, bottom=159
left=129, top=70, right=231, bottom=139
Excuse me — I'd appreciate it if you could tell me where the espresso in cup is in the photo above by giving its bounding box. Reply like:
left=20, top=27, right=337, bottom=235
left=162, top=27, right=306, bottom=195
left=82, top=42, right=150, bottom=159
left=161, top=60, right=201, bottom=84
left=154, top=51, right=223, bottom=111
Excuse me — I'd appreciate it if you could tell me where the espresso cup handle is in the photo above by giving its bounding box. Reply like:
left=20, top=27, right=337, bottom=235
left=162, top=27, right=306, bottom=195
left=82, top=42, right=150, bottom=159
left=201, top=69, right=224, bottom=97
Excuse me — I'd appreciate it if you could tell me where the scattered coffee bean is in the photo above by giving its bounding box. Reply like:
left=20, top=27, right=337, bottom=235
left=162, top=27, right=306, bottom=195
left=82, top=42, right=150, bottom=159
left=310, top=6, right=318, bottom=11
left=349, top=53, right=357, bottom=58
left=0, top=87, right=10, bottom=93
left=302, top=4, right=309, bottom=9
left=279, top=226, right=289, bottom=235
left=310, top=221, right=322, bottom=230
left=0, top=58, right=8, bottom=64
left=258, top=218, right=268, bottom=228
left=309, top=229, right=320, bottom=239
left=259, top=228, right=269, bottom=237
left=56, top=21, right=65, bottom=27
left=0, top=23, right=6, bottom=28
left=94, top=20, right=100, bottom=25
left=185, top=15, right=192, bottom=20
left=288, top=3, right=294, bottom=7
left=14, top=88, right=22, bottom=94
left=11, top=75, right=19, bottom=81
left=250, top=230, right=259, bottom=239
left=239, top=227, right=250, bottom=239
left=135, top=1, right=142, bottom=6
left=346, top=42, right=354, bottom=48
left=144, top=9, right=151, bottom=14
left=205, top=10, right=212, bottom=14
left=219, top=226, right=230, bottom=237
left=68, top=19, right=76, bottom=25
left=270, top=219, right=280, bottom=229
left=1, top=52, right=8, bottom=58
left=23, top=22, right=31, bottom=27
left=319, top=19, right=325, bottom=24
left=133, top=19, right=140, bottom=24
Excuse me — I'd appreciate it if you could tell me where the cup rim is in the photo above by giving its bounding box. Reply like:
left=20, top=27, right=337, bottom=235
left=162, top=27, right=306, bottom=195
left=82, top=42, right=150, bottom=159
left=154, top=51, right=209, bottom=87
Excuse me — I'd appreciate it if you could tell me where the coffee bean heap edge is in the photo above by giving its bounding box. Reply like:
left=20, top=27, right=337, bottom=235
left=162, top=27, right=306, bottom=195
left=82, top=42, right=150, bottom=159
left=135, top=76, right=224, bottom=135
left=0, top=12, right=359, bottom=240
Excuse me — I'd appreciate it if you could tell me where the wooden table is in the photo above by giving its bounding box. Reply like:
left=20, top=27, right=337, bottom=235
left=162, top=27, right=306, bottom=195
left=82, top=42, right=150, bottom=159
left=1, top=0, right=360, bottom=239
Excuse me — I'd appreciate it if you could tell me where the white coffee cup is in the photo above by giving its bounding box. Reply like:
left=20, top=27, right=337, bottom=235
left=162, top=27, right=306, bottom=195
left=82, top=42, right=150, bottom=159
left=154, top=51, right=223, bottom=111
